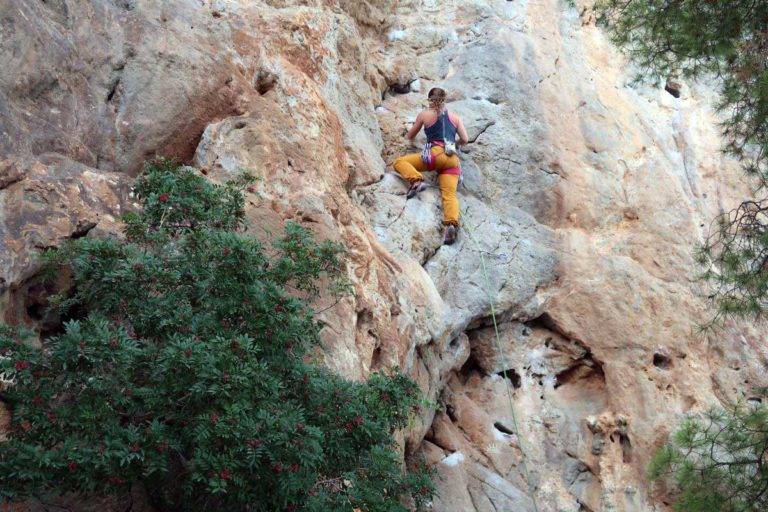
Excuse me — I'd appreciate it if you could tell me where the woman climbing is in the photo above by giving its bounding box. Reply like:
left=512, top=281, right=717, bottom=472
left=393, top=87, right=469, bottom=245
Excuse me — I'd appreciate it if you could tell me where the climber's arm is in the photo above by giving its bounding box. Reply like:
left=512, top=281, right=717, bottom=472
left=405, top=112, right=424, bottom=140
left=455, top=116, right=469, bottom=145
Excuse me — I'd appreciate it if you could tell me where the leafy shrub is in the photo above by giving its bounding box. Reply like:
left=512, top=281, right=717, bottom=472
left=0, top=161, right=433, bottom=511
left=650, top=405, right=768, bottom=512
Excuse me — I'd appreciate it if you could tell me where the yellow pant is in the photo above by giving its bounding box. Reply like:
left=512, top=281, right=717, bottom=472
left=393, top=147, right=460, bottom=226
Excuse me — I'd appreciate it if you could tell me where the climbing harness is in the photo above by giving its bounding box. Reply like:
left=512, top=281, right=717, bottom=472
left=462, top=211, right=542, bottom=512
left=421, top=109, right=458, bottom=166
left=421, top=141, right=434, bottom=167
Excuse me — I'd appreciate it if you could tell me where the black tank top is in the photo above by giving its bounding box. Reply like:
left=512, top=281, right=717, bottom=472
left=424, top=110, right=457, bottom=144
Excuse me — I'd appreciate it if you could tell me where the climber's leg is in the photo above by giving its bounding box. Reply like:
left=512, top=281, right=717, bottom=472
left=393, top=152, right=428, bottom=183
left=437, top=173, right=460, bottom=227
left=433, top=146, right=461, bottom=228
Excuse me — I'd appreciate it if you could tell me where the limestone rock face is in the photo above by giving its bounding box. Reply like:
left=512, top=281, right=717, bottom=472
left=2, top=0, right=768, bottom=511
left=0, top=155, right=130, bottom=326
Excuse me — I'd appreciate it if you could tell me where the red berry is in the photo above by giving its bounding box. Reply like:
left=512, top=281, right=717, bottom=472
left=219, top=468, right=231, bottom=480
left=185, top=348, right=193, bottom=357
left=156, top=442, right=168, bottom=453
left=158, top=193, right=169, bottom=203
left=67, top=461, right=78, bottom=472
left=290, top=463, right=299, bottom=473
left=272, top=462, right=283, bottom=473
left=108, top=476, right=125, bottom=485
left=247, top=439, right=263, bottom=448
left=222, top=247, right=231, bottom=257
left=344, top=422, right=354, bottom=432
left=354, top=415, right=364, bottom=426
left=47, top=412, right=56, bottom=423
left=210, top=412, right=219, bottom=425
left=31, top=395, right=43, bottom=406
left=14, top=360, right=30, bottom=371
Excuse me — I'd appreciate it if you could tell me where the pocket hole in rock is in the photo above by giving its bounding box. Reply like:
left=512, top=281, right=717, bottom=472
left=653, top=353, right=672, bottom=369
left=388, top=82, right=412, bottom=95
left=494, top=422, right=515, bottom=435
left=620, top=434, right=633, bottom=463
left=255, top=71, right=277, bottom=95
left=497, top=368, right=521, bottom=389
left=371, top=346, right=383, bottom=370
left=664, top=79, right=681, bottom=98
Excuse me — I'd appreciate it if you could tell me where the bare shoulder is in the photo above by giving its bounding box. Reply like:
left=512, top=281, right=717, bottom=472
left=448, top=111, right=462, bottom=125
left=418, top=109, right=433, bottom=120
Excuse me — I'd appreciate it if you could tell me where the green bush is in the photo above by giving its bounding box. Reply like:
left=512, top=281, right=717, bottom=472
left=0, top=161, right=433, bottom=511
left=650, top=405, right=768, bottom=512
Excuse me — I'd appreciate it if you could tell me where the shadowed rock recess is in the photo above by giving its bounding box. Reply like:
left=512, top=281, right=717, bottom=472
left=2, top=0, right=768, bottom=510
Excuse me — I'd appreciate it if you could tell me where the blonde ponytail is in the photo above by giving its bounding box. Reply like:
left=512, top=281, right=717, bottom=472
left=427, top=87, right=447, bottom=112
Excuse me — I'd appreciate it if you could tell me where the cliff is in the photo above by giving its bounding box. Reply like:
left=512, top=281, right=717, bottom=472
left=2, top=0, right=767, bottom=510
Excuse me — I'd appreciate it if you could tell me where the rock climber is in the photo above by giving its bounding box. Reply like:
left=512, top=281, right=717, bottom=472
left=393, top=87, right=469, bottom=245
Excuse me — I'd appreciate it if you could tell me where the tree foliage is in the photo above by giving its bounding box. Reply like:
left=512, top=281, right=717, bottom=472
left=649, top=405, right=768, bottom=512
left=595, top=3, right=768, bottom=510
left=0, top=161, right=433, bottom=511
left=595, top=0, right=768, bottom=318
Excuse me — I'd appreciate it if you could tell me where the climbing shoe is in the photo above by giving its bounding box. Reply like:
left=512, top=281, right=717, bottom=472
left=406, top=180, right=427, bottom=199
left=443, top=225, right=458, bottom=245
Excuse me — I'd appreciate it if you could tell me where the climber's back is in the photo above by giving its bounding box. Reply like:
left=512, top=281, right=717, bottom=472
left=404, top=88, right=468, bottom=146
left=420, top=108, right=461, bottom=144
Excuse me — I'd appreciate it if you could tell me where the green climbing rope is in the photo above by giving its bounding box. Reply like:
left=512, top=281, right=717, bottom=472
left=462, top=211, right=542, bottom=512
